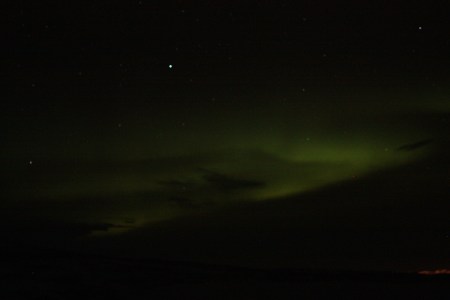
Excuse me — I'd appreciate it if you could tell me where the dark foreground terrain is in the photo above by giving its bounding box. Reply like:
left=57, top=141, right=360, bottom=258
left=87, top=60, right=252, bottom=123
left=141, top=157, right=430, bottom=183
left=1, top=248, right=449, bottom=300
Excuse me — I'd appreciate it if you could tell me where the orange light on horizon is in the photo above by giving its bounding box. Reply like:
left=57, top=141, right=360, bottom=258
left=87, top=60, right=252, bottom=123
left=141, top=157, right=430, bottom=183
left=418, top=269, right=450, bottom=275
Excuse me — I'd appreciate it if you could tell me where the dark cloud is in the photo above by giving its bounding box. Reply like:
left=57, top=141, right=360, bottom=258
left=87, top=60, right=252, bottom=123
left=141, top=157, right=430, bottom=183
left=158, top=166, right=268, bottom=194
left=396, top=139, right=433, bottom=152
left=167, top=197, right=198, bottom=209
left=200, top=169, right=266, bottom=192
left=0, top=219, right=123, bottom=245
left=157, top=179, right=192, bottom=191
left=123, top=217, right=136, bottom=224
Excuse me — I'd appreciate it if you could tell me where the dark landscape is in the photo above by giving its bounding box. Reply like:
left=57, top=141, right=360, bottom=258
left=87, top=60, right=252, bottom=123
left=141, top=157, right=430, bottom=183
left=2, top=246, right=450, bottom=299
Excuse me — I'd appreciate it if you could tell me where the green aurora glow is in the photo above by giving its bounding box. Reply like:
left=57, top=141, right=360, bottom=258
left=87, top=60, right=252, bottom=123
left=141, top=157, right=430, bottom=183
left=3, top=88, right=443, bottom=235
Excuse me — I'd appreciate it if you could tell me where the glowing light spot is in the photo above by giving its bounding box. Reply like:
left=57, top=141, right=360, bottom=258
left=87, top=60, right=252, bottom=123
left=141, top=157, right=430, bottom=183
left=418, top=269, right=450, bottom=275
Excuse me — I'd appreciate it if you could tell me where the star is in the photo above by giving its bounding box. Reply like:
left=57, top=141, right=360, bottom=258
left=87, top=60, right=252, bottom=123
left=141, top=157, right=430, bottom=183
left=168, top=64, right=173, bottom=69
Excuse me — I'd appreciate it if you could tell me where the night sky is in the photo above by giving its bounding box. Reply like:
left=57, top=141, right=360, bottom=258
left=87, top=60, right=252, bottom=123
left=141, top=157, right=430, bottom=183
left=2, top=1, right=450, bottom=273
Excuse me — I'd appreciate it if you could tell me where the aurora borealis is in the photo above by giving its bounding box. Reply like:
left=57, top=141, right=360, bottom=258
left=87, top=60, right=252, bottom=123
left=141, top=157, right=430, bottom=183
left=2, top=1, right=450, bottom=279
left=3, top=86, right=442, bottom=235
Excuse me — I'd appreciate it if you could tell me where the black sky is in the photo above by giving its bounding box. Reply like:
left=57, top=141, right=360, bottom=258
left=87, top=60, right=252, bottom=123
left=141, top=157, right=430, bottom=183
left=2, top=1, right=450, bottom=273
